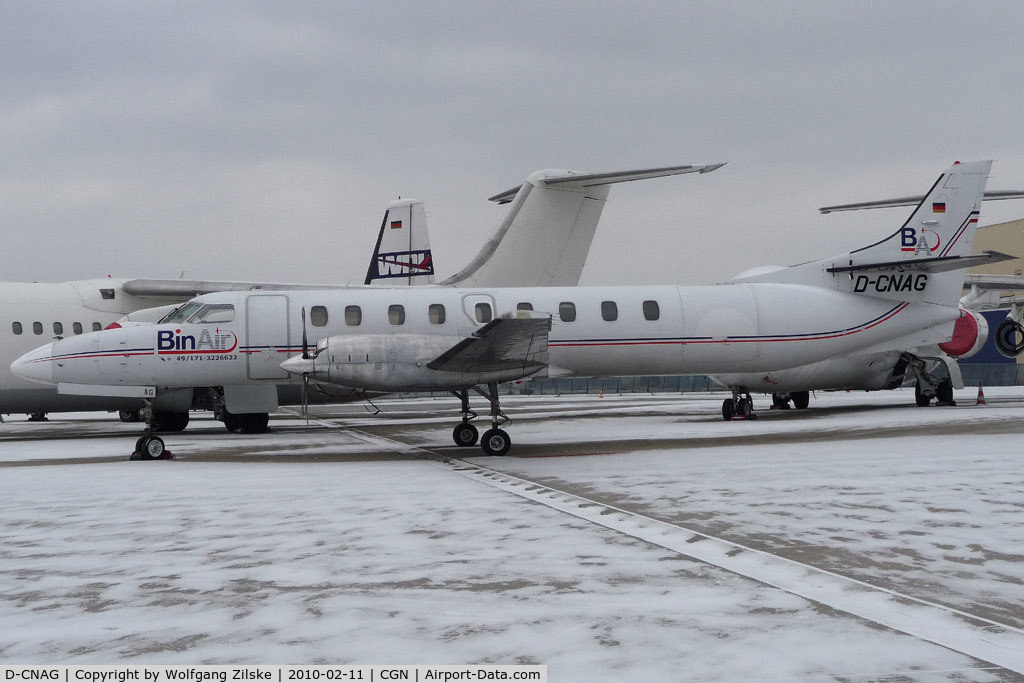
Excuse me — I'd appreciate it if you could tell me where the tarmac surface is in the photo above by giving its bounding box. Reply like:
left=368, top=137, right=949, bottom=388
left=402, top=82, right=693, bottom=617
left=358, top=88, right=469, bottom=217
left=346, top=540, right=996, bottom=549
left=1, top=389, right=1023, bottom=679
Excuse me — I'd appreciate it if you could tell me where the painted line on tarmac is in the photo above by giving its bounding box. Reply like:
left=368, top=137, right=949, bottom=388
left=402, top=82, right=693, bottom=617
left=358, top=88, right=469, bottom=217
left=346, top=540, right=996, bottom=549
left=437, top=456, right=1024, bottom=674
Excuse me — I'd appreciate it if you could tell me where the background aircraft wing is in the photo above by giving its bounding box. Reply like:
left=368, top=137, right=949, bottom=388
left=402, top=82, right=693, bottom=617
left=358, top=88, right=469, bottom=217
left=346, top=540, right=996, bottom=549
left=427, top=313, right=551, bottom=373
left=122, top=279, right=351, bottom=298
left=819, top=190, right=1024, bottom=214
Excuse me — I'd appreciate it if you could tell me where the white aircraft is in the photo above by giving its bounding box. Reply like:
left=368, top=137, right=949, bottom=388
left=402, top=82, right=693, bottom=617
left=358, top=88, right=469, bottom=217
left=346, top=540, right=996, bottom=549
left=14, top=161, right=994, bottom=458
left=711, top=187, right=1024, bottom=413
left=3, top=164, right=723, bottom=431
left=0, top=196, right=434, bottom=423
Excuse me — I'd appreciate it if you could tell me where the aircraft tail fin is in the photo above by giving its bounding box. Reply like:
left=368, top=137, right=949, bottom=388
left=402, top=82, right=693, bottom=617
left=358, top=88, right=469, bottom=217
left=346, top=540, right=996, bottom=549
left=441, top=163, right=725, bottom=287
left=736, top=161, right=992, bottom=308
left=364, top=199, right=435, bottom=285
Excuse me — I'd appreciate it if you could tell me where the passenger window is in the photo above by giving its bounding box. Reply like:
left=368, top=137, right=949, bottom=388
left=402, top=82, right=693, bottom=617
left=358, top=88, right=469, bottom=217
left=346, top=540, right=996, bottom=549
left=190, top=304, right=235, bottom=324
left=559, top=302, right=576, bottom=323
left=429, top=304, right=446, bottom=324
left=475, top=302, right=492, bottom=323
left=53, top=322, right=64, bottom=335
left=389, top=304, right=406, bottom=325
left=516, top=302, right=533, bottom=311
left=73, top=322, right=83, bottom=335
left=92, top=322, right=102, bottom=332
left=12, top=322, right=22, bottom=335
left=310, top=305, right=328, bottom=327
left=345, top=305, right=362, bottom=326
left=643, top=300, right=660, bottom=321
left=601, top=301, right=618, bottom=321
left=33, top=322, right=43, bottom=335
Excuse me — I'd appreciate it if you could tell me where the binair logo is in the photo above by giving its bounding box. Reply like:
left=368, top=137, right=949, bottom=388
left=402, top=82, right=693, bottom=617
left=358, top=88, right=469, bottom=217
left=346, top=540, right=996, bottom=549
left=900, top=227, right=941, bottom=253
left=157, top=328, right=238, bottom=354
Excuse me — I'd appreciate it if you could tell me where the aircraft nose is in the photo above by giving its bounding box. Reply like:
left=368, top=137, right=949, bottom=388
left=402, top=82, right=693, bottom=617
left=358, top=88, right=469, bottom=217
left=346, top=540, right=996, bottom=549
left=11, top=343, right=56, bottom=385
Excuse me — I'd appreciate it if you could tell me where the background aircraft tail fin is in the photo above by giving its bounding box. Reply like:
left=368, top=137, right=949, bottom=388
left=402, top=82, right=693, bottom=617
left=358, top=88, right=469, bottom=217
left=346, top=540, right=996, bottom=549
left=364, top=199, right=435, bottom=285
left=441, top=163, right=725, bottom=287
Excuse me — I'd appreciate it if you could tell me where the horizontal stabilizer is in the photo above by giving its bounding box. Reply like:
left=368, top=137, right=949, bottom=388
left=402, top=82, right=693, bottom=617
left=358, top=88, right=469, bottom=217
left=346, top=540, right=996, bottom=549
left=488, top=163, right=726, bottom=204
left=820, top=190, right=1024, bottom=214
left=427, top=313, right=551, bottom=373
left=827, top=250, right=1015, bottom=275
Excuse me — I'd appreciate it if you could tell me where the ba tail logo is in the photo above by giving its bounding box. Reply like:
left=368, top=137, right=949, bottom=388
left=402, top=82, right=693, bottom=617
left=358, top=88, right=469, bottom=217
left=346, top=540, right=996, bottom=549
left=157, top=327, right=238, bottom=354
left=372, top=249, right=434, bottom=278
left=901, top=226, right=941, bottom=253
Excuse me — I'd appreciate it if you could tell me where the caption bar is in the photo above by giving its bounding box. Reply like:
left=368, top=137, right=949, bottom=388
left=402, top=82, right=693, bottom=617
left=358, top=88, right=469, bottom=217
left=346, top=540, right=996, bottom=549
left=1, top=667, right=546, bottom=683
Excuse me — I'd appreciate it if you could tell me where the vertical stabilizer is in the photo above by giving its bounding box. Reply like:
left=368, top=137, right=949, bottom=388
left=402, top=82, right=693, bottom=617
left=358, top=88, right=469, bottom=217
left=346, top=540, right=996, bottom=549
left=735, top=161, right=992, bottom=308
left=364, top=199, right=435, bottom=285
left=441, top=164, right=724, bottom=287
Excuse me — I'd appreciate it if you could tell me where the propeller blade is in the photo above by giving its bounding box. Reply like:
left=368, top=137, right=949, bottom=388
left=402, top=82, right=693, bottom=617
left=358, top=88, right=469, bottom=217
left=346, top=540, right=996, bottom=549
left=301, top=307, right=310, bottom=359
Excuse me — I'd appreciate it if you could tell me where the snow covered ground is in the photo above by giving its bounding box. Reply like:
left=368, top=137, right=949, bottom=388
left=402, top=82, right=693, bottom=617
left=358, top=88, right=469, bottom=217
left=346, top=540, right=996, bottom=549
left=1, top=388, right=1022, bottom=680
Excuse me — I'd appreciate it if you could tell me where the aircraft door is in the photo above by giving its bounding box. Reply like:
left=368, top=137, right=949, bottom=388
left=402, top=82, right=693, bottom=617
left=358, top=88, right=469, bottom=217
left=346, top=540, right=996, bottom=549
left=246, top=295, right=291, bottom=380
left=461, top=294, right=497, bottom=325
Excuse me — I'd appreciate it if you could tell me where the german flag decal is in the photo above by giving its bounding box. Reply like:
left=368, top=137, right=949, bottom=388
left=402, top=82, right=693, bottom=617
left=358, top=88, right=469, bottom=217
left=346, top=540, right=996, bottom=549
left=932, top=202, right=946, bottom=213
left=390, top=220, right=403, bottom=229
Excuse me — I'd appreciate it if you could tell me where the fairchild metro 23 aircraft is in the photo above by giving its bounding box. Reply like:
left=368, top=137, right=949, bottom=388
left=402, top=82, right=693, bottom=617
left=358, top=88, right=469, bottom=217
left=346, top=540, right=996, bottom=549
left=14, top=161, right=994, bottom=458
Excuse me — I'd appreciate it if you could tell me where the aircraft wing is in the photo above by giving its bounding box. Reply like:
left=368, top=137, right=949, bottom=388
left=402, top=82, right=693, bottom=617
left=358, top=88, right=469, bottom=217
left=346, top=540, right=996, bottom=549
left=427, top=313, right=551, bottom=373
left=827, top=250, right=1015, bottom=275
left=819, top=190, right=1024, bottom=214
left=122, top=279, right=355, bottom=298
left=964, top=273, right=1024, bottom=291
left=488, top=163, right=726, bottom=204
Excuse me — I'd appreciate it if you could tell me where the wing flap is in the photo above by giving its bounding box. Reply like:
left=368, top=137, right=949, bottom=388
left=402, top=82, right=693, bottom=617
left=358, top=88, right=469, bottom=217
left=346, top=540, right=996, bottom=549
left=427, top=313, right=551, bottom=373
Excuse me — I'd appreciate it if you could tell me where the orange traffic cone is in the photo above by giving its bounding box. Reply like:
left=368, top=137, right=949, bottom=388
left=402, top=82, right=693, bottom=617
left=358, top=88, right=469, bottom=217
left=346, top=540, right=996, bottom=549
left=976, top=383, right=986, bottom=406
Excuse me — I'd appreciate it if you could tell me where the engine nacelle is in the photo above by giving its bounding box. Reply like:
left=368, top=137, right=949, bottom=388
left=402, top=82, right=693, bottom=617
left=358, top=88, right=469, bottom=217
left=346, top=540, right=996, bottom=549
left=937, top=308, right=989, bottom=359
left=309, top=333, right=540, bottom=391
left=993, top=318, right=1024, bottom=358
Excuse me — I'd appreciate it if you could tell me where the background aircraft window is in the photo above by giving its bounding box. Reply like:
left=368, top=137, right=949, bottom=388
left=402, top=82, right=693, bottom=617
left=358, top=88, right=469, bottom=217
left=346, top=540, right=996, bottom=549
left=429, top=304, right=446, bottom=324
left=99, top=288, right=115, bottom=300
left=516, top=302, right=533, bottom=311
left=92, top=322, right=102, bottom=331
left=33, top=322, right=43, bottom=335
left=345, top=305, right=361, bottom=326
left=310, top=306, right=328, bottom=327
left=389, top=304, right=406, bottom=325
left=601, top=301, right=618, bottom=321
left=73, top=322, right=83, bottom=335
left=643, top=299, right=660, bottom=321
left=53, top=322, right=64, bottom=335
left=475, top=302, right=492, bottom=323
left=12, top=322, right=22, bottom=335
left=190, top=304, right=235, bottom=324
left=559, top=302, right=576, bottom=322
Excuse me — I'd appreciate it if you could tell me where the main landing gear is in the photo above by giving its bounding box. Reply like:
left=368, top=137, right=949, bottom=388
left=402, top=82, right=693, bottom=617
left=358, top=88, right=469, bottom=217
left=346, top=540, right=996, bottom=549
left=451, top=383, right=511, bottom=456
left=721, top=392, right=755, bottom=421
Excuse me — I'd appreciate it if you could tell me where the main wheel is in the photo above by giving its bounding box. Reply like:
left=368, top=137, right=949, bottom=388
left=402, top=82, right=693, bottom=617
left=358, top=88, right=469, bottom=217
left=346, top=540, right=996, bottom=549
left=721, top=399, right=735, bottom=421
left=914, top=382, right=931, bottom=407
left=480, top=428, right=511, bottom=456
left=153, top=411, right=189, bottom=432
left=237, top=412, right=270, bottom=433
left=453, top=422, right=479, bottom=447
left=771, top=394, right=791, bottom=410
left=138, top=435, right=165, bottom=460
left=221, top=410, right=240, bottom=432
left=791, top=391, right=810, bottom=410
left=936, top=380, right=955, bottom=405
left=736, top=398, right=752, bottom=418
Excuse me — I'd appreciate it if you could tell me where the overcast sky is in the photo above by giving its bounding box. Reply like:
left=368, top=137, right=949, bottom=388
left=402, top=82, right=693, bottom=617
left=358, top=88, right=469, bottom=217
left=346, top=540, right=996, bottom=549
left=4, top=1, right=1024, bottom=287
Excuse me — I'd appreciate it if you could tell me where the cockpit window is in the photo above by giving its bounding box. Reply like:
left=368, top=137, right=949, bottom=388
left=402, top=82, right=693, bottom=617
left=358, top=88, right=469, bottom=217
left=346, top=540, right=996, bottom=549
left=158, top=302, right=203, bottom=324
left=188, top=304, right=235, bottom=324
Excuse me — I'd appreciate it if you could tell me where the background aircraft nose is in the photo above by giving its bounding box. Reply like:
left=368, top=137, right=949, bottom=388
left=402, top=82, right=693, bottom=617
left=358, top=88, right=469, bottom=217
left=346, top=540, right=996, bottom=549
left=11, top=343, right=55, bottom=385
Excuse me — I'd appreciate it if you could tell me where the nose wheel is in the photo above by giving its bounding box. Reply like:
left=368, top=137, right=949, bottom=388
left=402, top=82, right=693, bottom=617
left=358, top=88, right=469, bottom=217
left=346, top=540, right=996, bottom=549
left=128, top=399, right=174, bottom=460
